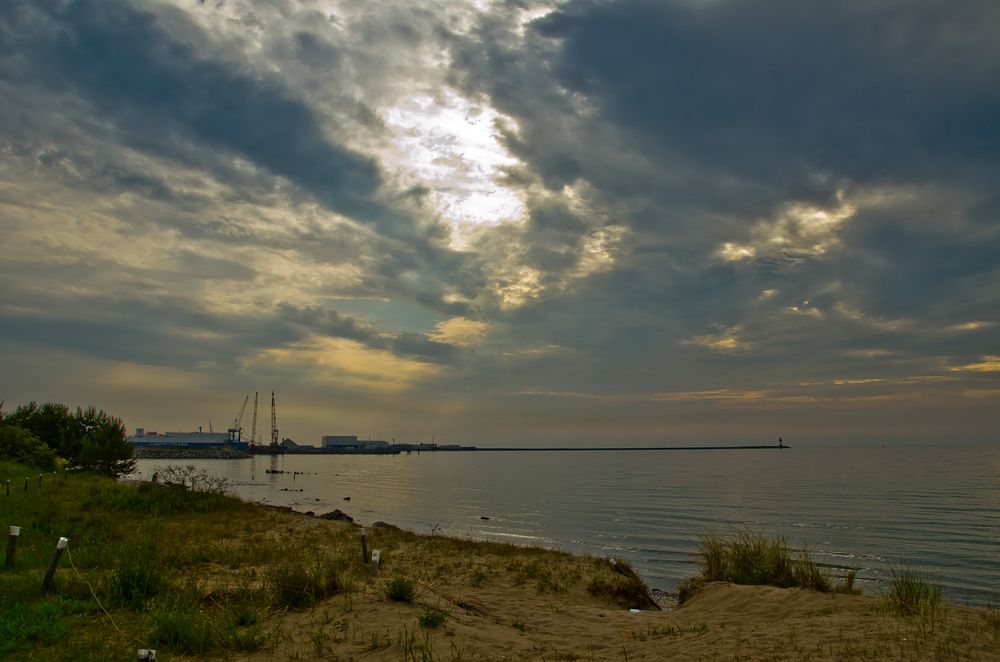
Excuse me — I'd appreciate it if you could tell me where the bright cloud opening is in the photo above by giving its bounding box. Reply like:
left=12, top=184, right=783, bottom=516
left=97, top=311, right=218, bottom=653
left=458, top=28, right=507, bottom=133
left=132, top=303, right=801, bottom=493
left=382, top=88, right=527, bottom=246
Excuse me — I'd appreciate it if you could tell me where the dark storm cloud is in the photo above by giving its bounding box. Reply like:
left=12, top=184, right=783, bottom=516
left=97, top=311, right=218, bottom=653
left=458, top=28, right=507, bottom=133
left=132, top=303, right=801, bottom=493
left=275, top=303, right=457, bottom=362
left=448, top=0, right=1000, bottom=388
left=532, top=0, right=1000, bottom=188
left=0, top=0, right=439, bottom=246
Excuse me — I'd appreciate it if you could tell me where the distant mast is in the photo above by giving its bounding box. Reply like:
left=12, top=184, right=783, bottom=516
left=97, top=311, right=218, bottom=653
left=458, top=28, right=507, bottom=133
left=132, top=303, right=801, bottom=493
left=250, top=392, right=259, bottom=446
left=270, top=391, right=278, bottom=447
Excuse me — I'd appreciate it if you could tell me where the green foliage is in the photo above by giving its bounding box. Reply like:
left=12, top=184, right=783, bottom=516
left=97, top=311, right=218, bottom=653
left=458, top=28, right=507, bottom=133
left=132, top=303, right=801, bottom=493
left=883, top=565, right=942, bottom=616
left=2, top=401, right=135, bottom=476
left=383, top=575, right=417, bottom=602
left=151, top=599, right=216, bottom=654
left=0, top=424, right=57, bottom=470
left=0, top=599, right=70, bottom=653
left=417, top=606, right=449, bottom=629
left=108, top=542, right=166, bottom=607
left=268, top=557, right=342, bottom=609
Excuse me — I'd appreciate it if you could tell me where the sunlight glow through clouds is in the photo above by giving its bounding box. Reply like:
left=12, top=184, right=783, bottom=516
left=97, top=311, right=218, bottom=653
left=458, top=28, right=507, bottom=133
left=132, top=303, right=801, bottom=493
left=250, top=337, right=445, bottom=393
left=716, top=194, right=858, bottom=263
left=382, top=88, right=526, bottom=246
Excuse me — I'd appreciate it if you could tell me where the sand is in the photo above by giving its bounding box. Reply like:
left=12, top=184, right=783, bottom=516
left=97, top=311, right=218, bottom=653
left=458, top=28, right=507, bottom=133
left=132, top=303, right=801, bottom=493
left=202, top=512, right=999, bottom=661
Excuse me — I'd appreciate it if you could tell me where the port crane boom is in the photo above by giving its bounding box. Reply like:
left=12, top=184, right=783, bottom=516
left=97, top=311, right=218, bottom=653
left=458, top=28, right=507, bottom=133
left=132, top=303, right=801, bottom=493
left=228, top=394, right=250, bottom=443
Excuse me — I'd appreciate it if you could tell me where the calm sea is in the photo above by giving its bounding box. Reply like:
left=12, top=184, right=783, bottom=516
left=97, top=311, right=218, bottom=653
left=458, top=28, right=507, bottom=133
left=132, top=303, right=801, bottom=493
left=135, top=441, right=1000, bottom=606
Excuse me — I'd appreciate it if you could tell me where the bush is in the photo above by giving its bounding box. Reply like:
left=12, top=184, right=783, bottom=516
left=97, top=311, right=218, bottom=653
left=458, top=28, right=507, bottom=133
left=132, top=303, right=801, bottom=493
left=383, top=576, right=416, bottom=602
left=418, top=606, right=449, bottom=628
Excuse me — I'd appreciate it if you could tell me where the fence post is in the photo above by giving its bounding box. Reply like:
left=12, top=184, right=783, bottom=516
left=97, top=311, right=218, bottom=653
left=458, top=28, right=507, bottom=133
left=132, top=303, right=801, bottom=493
left=5, top=526, right=19, bottom=569
left=369, top=549, right=381, bottom=580
left=360, top=528, right=368, bottom=565
left=42, top=537, right=69, bottom=592
left=24, top=477, right=28, bottom=492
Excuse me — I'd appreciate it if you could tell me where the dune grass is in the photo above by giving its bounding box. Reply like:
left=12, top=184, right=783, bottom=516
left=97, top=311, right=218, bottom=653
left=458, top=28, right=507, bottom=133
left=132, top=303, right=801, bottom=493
left=680, top=528, right=843, bottom=602
left=882, top=564, right=942, bottom=617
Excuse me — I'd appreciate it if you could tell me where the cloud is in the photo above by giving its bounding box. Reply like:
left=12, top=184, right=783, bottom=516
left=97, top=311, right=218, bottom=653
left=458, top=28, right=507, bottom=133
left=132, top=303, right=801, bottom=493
left=1, top=0, right=998, bottom=443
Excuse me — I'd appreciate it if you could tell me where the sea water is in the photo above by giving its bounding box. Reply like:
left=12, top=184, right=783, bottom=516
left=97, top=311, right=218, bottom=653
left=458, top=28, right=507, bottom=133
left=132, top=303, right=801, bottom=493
left=135, top=440, right=1000, bottom=606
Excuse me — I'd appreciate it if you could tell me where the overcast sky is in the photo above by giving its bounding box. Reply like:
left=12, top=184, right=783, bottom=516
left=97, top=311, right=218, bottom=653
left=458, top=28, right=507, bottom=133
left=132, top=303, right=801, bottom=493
left=2, top=0, right=997, bottom=445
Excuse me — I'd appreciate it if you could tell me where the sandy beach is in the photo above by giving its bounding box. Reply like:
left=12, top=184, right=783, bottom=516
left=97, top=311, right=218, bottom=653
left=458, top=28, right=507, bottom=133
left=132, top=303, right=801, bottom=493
left=213, top=509, right=997, bottom=661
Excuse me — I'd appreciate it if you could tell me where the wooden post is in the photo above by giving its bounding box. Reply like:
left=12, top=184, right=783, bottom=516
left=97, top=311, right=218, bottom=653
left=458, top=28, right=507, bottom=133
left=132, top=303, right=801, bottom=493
left=360, top=528, right=369, bottom=565
left=369, top=549, right=381, bottom=579
left=5, top=526, right=19, bottom=569
left=5, top=480, right=9, bottom=496
left=42, top=537, right=69, bottom=592
left=24, top=477, right=28, bottom=491
left=38, top=474, right=42, bottom=487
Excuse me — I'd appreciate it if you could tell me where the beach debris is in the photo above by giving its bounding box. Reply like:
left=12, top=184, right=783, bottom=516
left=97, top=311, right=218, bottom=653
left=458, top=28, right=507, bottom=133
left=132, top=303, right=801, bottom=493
left=480, top=516, right=491, bottom=520
left=343, top=496, right=351, bottom=501
left=319, top=509, right=354, bottom=522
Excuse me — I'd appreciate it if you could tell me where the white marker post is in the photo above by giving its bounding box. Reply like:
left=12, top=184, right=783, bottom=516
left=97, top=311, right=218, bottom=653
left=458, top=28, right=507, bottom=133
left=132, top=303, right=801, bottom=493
left=370, top=549, right=381, bottom=580
left=42, top=537, right=69, bottom=592
left=5, top=526, right=20, bottom=569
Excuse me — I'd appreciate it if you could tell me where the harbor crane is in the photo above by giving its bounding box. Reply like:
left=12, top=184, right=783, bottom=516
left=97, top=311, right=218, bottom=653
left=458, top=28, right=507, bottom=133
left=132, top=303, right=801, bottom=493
left=227, top=394, right=250, bottom=443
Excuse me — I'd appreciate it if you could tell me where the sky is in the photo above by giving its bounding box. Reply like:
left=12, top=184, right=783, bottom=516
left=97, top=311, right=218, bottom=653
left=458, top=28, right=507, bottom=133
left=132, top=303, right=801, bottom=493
left=1, top=0, right=998, bottom=446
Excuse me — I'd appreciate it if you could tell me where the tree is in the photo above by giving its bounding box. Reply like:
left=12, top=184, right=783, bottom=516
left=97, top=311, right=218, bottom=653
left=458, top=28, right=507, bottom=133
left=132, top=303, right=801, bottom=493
left=0, top=424, right=57, bottom=470
left=2, top=401, right=135, bottom=476
left=77, top=417, right=136, bottom=477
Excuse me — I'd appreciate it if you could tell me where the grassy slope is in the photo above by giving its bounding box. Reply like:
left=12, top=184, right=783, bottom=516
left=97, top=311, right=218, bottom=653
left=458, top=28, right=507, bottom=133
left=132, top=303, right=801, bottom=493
left=1, top=461, right=997, bottom=660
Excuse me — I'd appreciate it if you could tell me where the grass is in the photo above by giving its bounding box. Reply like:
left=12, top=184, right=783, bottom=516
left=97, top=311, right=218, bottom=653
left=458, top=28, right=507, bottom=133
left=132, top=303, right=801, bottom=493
left=383, top=575, right=417, bottom=602
left=417, top=605, right=449, bottom=628
left=587, top=557, right=660, bottom=610
left=4, top=459, right=996, bottom=660
left=680, top=528, right=834, bottom=602
left=882, top=564, right=942, bottom=617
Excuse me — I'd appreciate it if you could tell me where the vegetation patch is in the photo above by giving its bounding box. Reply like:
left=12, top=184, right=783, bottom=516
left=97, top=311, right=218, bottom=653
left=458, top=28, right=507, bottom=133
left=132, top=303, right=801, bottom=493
left=882, top=565, right=942, bottom=617
left=268, top=556, right=343, bottom=609
left=587, top=557, right=660, bottom=610
left=383, top=575, right=417, bottom=602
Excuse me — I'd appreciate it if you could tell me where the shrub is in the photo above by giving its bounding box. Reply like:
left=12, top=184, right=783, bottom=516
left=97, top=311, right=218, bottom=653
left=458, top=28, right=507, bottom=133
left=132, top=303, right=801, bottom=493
left=418, top=606, right=449, bottom=628
left=383, top=576, right=416, bottom=602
